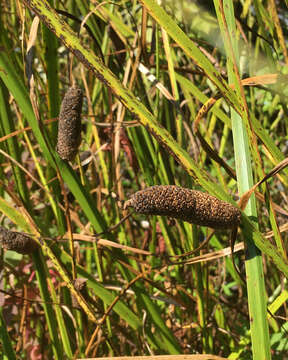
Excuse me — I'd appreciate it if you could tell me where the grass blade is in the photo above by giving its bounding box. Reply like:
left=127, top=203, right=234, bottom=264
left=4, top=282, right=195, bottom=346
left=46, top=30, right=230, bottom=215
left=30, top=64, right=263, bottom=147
left=213, top=1, right=271, bottom=358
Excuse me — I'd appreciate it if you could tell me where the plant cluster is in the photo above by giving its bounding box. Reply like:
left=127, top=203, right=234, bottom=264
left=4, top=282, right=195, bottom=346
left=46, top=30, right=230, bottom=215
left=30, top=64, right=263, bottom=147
left=0, top=0, right=287, bottom=359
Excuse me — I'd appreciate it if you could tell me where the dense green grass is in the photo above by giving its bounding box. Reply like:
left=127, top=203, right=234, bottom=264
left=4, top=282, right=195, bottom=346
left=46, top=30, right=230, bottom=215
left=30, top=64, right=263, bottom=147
left=0, top=0, right=288, bottom=358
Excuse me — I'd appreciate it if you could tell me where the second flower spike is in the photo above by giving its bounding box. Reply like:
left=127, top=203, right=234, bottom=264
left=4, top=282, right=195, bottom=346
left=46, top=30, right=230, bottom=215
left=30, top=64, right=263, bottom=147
left=56, top=86, right=83, bottom=161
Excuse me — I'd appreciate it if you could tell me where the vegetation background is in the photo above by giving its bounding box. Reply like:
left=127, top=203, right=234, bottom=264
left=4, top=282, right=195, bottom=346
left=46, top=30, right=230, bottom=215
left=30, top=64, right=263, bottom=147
left=0, top=0, right=287, bottom=359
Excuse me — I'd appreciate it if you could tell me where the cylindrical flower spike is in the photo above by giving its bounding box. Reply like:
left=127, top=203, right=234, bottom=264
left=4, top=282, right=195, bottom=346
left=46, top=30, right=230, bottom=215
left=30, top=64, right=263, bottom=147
left=124, top=185, right=241, bottom=230
left=56, top=86, right=83, bottom=161
left=0, top=227, right=39, bottom=254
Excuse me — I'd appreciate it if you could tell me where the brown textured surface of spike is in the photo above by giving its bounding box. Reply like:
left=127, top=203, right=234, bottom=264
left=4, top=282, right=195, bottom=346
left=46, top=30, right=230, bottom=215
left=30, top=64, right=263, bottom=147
left=71, top=278, right=89, bottom=309
left=56, top=86, right=83, bottom=161
left=0, top=227, right=39, bottom=254
left=124, top=185, right=241, bottom=229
